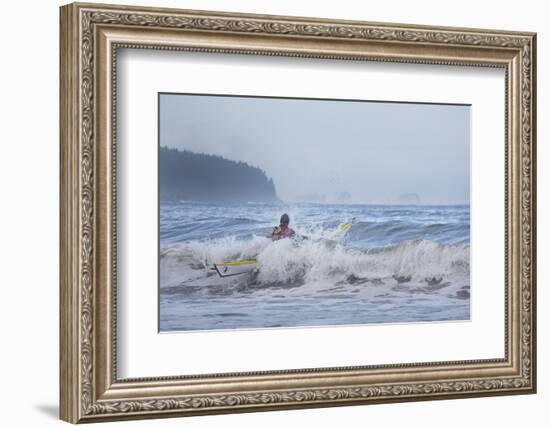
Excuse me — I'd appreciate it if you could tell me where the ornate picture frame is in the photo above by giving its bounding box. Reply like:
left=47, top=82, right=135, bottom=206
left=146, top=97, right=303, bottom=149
left=60, top=2, right=536, bottom=423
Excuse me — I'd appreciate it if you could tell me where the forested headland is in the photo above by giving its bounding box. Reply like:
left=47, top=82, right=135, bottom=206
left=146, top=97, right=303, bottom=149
left=159, top=147, right=279, bottom=203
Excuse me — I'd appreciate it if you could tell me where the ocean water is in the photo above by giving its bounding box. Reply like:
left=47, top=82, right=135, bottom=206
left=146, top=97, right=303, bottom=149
left=159, top=202, right=470, bottom=331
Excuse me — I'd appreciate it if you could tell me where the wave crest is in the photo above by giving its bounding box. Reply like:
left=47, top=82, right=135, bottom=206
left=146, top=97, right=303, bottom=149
left=160, top=237, right=469, bottom=291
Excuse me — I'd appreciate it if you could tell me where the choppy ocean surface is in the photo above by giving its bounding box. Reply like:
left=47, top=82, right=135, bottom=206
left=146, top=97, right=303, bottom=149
left=159, top=202, right=470, bottom=331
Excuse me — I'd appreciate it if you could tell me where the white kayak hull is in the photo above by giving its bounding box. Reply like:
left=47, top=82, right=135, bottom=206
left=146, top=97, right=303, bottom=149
left=213, top=260, right=258, bottom=277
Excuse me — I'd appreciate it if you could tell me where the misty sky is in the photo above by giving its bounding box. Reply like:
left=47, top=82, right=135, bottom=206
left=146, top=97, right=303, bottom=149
left=159, top=93, right=470, bottom=205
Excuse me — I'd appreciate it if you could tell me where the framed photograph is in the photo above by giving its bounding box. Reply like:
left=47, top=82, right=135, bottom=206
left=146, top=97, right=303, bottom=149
left=60, top=2, right=537, bottom=423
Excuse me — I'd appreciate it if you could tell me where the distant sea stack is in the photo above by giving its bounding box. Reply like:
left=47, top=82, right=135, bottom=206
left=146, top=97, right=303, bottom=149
left=159, top=147, right=279, bottom=203
left=336, top=191, right=352, bottom=204
left=399, top=193, right=421, bottom=204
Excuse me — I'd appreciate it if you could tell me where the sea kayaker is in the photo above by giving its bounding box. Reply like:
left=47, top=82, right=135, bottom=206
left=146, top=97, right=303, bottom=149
left=271, top=213, right=296, bottom=241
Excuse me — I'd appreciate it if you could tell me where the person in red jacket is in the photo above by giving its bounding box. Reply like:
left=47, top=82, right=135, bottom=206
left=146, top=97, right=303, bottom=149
left=271, top=213, right=296, bottom=241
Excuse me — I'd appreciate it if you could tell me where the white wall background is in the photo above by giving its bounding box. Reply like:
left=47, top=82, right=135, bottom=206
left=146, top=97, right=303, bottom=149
left=0, top=0, right=545, bottom=426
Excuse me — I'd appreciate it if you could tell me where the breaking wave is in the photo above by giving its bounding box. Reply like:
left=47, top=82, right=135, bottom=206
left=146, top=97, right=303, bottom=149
left=160, top=235, right=469, bottom=292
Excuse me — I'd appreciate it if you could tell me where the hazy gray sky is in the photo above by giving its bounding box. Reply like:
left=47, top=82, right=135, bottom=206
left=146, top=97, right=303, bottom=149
left=160, top=94, right=470, bottom=204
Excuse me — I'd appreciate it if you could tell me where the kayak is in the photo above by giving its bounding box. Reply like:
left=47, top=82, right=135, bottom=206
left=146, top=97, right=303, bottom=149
left=213, top=259, right=258, bottom=278
left=211, top=218, right=355, bottom=278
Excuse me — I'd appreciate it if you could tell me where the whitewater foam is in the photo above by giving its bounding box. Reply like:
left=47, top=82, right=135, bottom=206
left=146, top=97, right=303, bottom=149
left=160, top=236, right=469, bottom=293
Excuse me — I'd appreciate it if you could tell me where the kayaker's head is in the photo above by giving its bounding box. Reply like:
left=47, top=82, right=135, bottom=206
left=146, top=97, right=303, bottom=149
left=280, top=213, right=290, bottom=229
